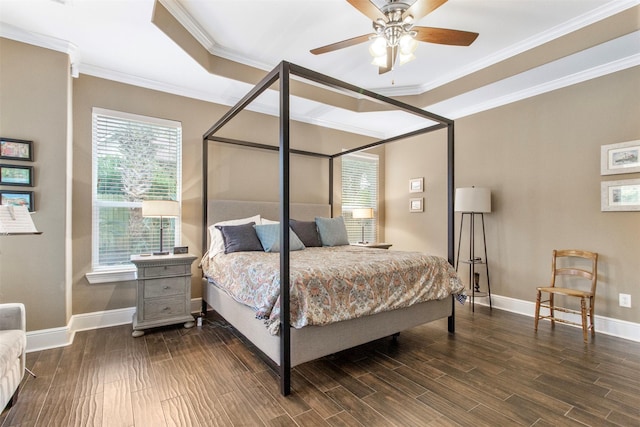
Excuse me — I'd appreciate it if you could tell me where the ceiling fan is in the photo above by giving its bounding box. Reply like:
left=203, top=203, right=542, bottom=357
left=310, top=0, right=479, bottom=74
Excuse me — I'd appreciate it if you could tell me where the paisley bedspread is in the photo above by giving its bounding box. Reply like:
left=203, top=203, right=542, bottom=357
left=201, top=246, right=465, bottom=334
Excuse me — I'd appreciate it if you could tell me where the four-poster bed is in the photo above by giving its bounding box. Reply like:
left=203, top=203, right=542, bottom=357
left=201, top=61, right=459, bottom=396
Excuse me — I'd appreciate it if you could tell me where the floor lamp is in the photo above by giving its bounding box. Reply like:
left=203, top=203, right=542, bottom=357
left=454, top=187, right=492, bottom=311
left=142, top=200, right=180, bottom=255
left=352, top=207, right=374, bottom=244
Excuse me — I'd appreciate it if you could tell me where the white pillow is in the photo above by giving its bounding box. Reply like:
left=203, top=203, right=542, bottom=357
left=261, top=218, right=279, bottom=224
left=208, top=214, right=261, bottom=257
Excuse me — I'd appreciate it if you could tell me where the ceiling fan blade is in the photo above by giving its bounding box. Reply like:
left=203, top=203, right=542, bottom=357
left=403, top=0, right=448, bottom=21
left=413, top=26, right=479, bottom=46
left=310, top=33, right=374, bottom=55
left=379, top=45, right=395, bottom=74
left=346, top=0, right=386, bottom=21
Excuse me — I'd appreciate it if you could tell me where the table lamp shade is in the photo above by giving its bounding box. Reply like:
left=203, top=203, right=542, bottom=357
left=352, top=208, right=374, bottom=219
left=142, top=200, right=180, bottom=218
left=455, top=187, right=491, bottom=213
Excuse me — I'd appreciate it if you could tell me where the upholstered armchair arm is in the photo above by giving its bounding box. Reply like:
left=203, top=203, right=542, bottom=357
left=0, top=303, right=25, bottom=332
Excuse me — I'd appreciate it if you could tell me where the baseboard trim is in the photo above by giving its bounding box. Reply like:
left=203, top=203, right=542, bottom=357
left=27, top=295, right=638, bottom=351
left=471, top=294, right=640, bottom=342
left=26, top=298, right=203, bottom=352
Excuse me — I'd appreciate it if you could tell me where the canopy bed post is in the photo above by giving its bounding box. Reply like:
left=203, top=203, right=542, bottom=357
left=200, top=60, right=461, bottom=397
left=278, top=62, right=292, bottom=396
left=447, top=122, right=456, bottom=334
left=329, top=157, right=333, bottom=215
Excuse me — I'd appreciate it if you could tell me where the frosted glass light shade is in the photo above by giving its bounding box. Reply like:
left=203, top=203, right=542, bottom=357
left=455, top=187, right=491, bottom=213
left=142, top=200, right=180, bottom=217
left=352, top=208, right=374, bottom=219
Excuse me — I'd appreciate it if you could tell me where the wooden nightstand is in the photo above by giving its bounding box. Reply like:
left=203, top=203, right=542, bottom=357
left=351, top=242, right=392, bottom=249
left=130, top=253, right=197, bottom=337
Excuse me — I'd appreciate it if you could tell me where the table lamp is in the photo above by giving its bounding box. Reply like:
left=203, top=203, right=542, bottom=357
left=352, top=207, right=374, bottom=244
left=142, top=200, right=180, bottom=255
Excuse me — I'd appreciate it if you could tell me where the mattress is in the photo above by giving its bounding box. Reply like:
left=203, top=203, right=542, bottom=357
left=201, top=245, right=465, bottom=334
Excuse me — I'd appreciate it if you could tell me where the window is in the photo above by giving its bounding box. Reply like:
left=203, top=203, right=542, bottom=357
left=341, top=152, right=378, bottom=243
left=91, top=108, right=182, bottom=273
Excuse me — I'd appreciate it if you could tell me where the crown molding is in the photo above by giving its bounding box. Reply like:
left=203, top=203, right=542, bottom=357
left=158, top=0, right=216, bottom=53
left=416, top=0, right=640, bottom=95
left=445, top=53, right=640, bottom=120
left=0, top=22, right=80, bottom=66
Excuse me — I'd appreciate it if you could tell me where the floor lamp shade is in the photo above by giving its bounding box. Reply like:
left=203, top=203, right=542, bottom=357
left=455, top=187, right=491, bottom=213
left=142, top=200, right=180, bottom=255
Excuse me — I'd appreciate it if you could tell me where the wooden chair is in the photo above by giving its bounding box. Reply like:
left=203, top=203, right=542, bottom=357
left=534, top=249, right=598, bottom=343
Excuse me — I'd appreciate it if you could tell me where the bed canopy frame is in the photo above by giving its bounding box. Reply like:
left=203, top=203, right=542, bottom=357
left=202, top=61, right=455, bottom=396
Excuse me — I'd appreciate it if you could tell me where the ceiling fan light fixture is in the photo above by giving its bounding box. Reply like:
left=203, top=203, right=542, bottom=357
left=398, top=52, right=415, bottom=65
left=369, top=36, right=387, bottom=57
left=399, top=33, right=418, bottom=55
left=371, top=54, right=388, bottom=67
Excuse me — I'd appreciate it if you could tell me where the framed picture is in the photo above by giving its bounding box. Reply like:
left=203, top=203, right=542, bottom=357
left=0, top=138, right=33, bottom=161
left=409, top=177, right=424, bottom=193
left=601, top=179, right=640, bottom=211
left=0, top=190, right=34, bottom=212
left=601, top=140, right=640, bottom=175
left=409, top=197, right=424, bottom=212
left=0, top=164, right=33, bottom=186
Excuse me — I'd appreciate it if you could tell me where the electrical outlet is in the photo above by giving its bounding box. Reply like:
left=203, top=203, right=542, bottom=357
left=619, top=293, right=631, bottom=308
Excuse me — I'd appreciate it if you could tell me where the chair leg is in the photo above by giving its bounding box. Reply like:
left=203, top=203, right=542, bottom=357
left=589, top=296, right=596, bottom=337
left=549, top=294, right=555, bottom=328
left=580, top=297, right=588, bottom=343
left=534, top=290, right=541, bottom=331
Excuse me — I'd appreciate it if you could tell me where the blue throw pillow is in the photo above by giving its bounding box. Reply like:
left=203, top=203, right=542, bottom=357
left=254, top=223, right=305, bottom=252
left=315, top=216, right=349, bottom=246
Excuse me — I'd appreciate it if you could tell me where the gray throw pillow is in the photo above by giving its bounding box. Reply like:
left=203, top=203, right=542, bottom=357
left=215, top=222, right=264, bottom=253
left=289, top=219, right=322, bottom=247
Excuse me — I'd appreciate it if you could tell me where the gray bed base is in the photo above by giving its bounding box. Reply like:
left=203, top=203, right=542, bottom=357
left=201, top=199, right=454, bottom=367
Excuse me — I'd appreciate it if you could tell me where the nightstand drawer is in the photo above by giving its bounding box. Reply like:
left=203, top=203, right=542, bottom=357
left=144, top=296, right=186, bottom=320
left=142, top=264, right=189, bottom=278
left=143, top=277, right=187, bottom=298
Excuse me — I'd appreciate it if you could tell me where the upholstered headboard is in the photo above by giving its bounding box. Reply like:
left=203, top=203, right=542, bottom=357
left=207, top=199, right=331, bottom=227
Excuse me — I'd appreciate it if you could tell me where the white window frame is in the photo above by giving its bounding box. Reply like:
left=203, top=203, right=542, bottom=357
left=341, top=151, right=379, bottom=244
left=87, top=108, right=182, bottom=284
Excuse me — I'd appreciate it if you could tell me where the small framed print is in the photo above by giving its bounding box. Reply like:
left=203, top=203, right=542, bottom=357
left=409, top=177, right=424, bottom=193
left=0, top=164, right=33, bottom=186
left=601, top=140, right=640, bottom=175
left=409, top=197, right=424, bottom=212
left=601, top=179, right=640, bottom=211
left=0, top=138, right=33, bottom=161
left=0, top=190, right=34, bottom=212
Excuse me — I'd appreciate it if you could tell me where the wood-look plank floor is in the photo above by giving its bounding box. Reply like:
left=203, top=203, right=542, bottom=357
left=2, top=305, right=639, bottom=426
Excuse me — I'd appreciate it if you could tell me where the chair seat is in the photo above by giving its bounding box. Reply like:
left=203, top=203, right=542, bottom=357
left=537, top=286, right=593, bottom=299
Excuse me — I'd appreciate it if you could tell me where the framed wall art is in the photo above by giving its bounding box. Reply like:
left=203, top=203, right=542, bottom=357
left=409, top=197, right=424, bottom=212
left=0, top=190, right=34, bottom=212
left=601, top=140, right=640, bottom=175
left=0, top=164, right=33, bottom=186
left=409, top=177, right=423, bottom=193
left=601, top=179, right=640, bottom=212
left=0, top=137, right=33, bottom=161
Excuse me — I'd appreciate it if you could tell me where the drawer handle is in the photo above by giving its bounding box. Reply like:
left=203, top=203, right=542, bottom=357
left=163, top=307, right=170, bottom=311
left=163, top=286, right=171, bottom=290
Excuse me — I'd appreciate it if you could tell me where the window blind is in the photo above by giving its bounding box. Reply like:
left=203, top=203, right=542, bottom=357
left=92, top=108, right=182, bottom=269
left=341, top=152, right=378, bottom=243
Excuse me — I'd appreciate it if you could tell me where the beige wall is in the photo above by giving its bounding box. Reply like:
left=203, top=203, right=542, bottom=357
left=72, top=75, right=376, bottom=316
left=0, top=39, right=71, bottom=330
left=386, top=66, right=640, bottom=324
left=4, top=37, right=638, bottom=331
